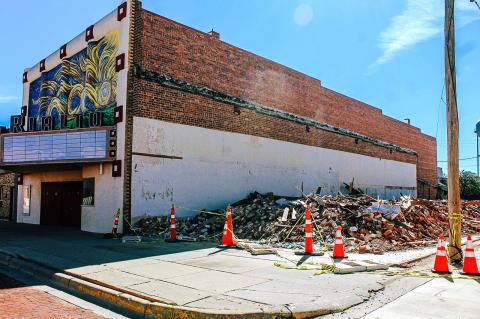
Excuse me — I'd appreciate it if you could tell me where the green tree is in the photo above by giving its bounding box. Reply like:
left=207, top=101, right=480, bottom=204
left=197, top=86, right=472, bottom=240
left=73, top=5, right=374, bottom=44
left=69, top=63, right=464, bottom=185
left=459, top=170, right=480, bottom=200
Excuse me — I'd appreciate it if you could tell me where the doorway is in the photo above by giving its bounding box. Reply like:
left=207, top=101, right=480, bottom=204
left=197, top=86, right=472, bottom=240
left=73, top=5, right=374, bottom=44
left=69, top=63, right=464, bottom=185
left=40, top=182, right=82, bottom=227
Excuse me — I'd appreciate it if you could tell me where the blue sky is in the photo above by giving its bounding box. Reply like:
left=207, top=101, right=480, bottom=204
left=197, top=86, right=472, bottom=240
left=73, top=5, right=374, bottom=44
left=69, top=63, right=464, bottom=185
left=1, top=0, right=479, bottom=174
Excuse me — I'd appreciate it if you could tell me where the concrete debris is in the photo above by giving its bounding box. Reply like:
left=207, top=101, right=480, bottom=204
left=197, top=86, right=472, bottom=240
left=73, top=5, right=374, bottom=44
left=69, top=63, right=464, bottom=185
left=133, top=192, right=480, bottom=253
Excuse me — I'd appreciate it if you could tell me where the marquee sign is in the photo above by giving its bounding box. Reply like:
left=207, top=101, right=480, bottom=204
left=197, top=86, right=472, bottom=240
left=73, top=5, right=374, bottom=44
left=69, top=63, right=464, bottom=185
left=1, top=127, right=117, bottom=164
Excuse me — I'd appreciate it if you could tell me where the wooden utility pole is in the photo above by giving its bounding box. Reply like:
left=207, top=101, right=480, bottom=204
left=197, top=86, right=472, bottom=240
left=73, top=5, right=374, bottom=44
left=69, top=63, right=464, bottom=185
left=445, top=0, right=462, bottom=263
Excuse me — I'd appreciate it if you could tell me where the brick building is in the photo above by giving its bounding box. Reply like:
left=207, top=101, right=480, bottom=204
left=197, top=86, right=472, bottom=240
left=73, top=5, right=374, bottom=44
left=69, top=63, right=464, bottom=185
left=0, top=0, right=436, bottom=233
left=0, top=172, right=16, bottom=220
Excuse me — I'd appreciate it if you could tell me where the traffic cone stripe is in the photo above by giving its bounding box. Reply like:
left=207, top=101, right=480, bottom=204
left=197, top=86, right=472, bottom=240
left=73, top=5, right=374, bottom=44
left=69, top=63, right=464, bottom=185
left=305, top=233, right=312, bottom=238
left=436, top=250, right=446, bottom=256
left=305, top=220, right=311, bottom=225
left=335, top=239, right=343, bottom=244
left=170, top=224, right=175, bottom=229
left=465, top=251, right=476, bottom=258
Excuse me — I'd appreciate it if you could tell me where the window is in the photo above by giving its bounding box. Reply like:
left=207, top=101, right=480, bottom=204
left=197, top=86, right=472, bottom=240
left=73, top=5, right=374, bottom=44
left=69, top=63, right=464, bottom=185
left=23, top=185, right=31, bottom=215
left=82, top=178, right=95, bottom=206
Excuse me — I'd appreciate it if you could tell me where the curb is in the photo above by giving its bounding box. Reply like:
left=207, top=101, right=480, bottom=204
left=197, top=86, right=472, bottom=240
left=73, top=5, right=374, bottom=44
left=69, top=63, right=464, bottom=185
left=0, top=249, right=363, bottom=319
left=390, top=237, right=480, bottom=268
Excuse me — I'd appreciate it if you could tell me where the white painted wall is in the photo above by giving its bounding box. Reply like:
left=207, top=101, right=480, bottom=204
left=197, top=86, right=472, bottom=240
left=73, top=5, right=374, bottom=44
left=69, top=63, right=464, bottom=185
left=131, top=117, right=417, bottom=220
left=81, top=163, right=124, bottom=233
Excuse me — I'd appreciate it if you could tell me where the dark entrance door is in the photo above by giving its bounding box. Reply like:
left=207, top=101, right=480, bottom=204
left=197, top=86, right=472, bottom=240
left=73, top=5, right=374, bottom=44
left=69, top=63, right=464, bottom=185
left=40, top=182, right=82, bottom=227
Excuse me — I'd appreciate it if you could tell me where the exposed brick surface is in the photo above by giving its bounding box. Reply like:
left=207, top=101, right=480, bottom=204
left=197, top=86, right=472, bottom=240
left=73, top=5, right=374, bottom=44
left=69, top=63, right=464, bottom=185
left=0, top=273, right=105, bottom=319
left=132, top=79, right=417, bottom=166
left=0, top=173, right=15, bottom=219
left=131, top=9, right=437, bottom=198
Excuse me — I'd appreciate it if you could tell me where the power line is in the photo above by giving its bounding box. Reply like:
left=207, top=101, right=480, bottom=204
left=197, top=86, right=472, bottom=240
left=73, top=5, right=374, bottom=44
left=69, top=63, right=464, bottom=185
left=438, top=156, right=477, bottom=162
left=471, top=0, right=480, bottom=10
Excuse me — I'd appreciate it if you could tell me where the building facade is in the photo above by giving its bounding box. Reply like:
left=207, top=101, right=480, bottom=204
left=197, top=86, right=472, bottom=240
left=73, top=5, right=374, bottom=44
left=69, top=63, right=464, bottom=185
left=0, top=172, right=16, bottom=220
left=0, top=0, right=437, bottom=233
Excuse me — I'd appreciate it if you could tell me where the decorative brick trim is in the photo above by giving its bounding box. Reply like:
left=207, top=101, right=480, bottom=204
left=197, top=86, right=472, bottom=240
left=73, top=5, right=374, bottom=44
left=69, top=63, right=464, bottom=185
left=114, top=106, right=123, bottom=124
left=39, top=59, right=46, bottom=72
left=122, top=0, right=142, bottom=232
left=133, top=64, right=417, bottom=156
left=16, top=174, right=23, bottom=185
left=85, top=25, right=94, bottom=42
left=112, top=160, right=122, bottom=177
left=115, top=53, right=125, bottom=72
left=117, top=2, right=127, bottom=21
left=60, top=44, right=67, bottom=59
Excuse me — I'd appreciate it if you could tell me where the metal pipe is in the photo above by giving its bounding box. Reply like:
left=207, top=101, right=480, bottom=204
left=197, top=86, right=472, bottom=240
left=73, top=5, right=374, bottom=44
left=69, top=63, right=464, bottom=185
left=477, top=133, right=479, bottom=177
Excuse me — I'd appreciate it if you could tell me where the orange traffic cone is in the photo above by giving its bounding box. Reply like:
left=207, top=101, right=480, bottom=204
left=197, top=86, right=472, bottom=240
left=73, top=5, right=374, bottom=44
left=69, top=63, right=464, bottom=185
left=220, top=205, right=235, bottom=247
left=432, top=235, right=451, bottom=273
left=170, top=204, right=177, bottom=241
left=295, top=206, right=323, bottom=256
left=462, top=234, right=479, bottom=275
left=111, top=209, right=121, bottom=238
left=332, top=226, right=347, bottom=258
left=304, top=207, right=313, bottom=254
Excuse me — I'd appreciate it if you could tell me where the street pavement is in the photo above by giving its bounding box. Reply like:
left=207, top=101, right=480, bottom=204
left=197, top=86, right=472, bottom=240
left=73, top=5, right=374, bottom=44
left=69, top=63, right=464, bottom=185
left=319, top=244, right=480, bottom=319
left=1, top=221, right=479, bottom=318
left=0, top=221, right=388, bottom=316
left=0, top=269, right=128, bottom=319
left=362, top=278, right=480, bottom=319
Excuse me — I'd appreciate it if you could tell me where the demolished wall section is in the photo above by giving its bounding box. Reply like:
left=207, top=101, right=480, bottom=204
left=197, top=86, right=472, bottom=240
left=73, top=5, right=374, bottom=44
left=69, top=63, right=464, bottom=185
left=132, top=79, right=417, bottom=166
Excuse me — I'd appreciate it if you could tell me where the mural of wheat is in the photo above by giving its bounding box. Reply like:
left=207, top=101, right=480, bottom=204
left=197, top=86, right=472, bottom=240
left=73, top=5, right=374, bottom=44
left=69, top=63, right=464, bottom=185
left=29, top=29, right=119, bottom=128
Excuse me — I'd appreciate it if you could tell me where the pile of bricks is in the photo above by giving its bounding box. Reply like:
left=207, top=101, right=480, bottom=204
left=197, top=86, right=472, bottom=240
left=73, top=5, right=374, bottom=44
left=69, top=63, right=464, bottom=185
left=132, top=193, right=480, bottom=253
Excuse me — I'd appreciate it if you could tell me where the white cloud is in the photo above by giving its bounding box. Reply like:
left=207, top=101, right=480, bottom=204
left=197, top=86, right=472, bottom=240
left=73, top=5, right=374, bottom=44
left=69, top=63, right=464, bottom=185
left=294, top=3, right=314, bottom=27
left=0, top=96, right=19, bottom=103
left=370, top=0, right=480, bottom=69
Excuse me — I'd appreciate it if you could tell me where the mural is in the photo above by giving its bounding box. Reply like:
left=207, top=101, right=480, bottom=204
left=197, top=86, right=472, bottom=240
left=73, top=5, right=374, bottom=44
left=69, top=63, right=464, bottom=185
left=28, top=29, right=119, bottom=129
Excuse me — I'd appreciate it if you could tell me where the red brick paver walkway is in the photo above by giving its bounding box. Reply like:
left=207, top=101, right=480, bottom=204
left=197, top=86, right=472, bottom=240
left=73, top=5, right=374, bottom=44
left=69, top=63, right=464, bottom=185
left=0, top=273, right=106, bottom=319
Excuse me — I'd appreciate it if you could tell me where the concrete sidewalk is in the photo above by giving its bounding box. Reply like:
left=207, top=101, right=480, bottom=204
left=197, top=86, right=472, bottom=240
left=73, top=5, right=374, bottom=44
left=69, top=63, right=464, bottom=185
left=362, top=278, right=480, bottom=319
left=0, top=222, right=388, bottom=318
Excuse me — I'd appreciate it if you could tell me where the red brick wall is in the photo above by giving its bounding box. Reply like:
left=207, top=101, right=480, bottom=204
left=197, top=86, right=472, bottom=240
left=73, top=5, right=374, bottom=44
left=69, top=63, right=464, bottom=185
left=135, top=9, right=437, bottom=198
left=132, top=79, right=417, bottom=166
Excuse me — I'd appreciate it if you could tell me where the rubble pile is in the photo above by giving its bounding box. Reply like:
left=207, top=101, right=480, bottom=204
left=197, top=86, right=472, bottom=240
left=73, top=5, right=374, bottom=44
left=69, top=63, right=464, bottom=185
left=132, top=192, right=480, bottom=253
